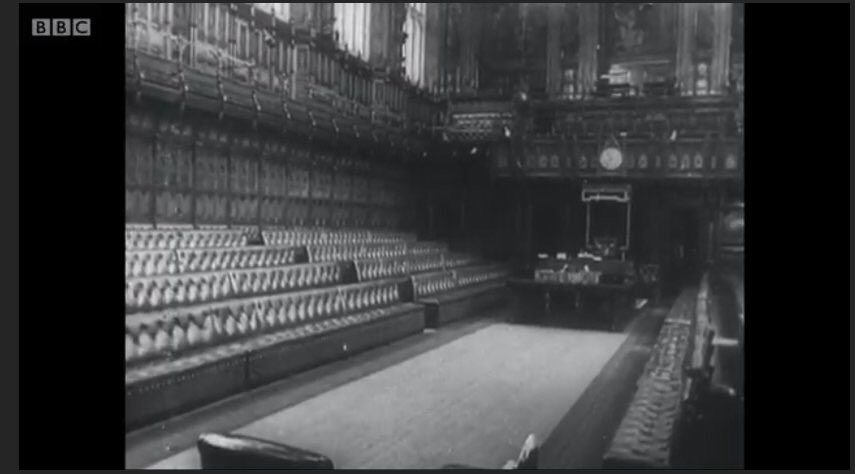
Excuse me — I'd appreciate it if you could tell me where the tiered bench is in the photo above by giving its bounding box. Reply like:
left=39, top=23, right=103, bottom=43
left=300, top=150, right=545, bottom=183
left=412, top=263, right=511, bottom=328
left=125, top=227, right=509, bottom=430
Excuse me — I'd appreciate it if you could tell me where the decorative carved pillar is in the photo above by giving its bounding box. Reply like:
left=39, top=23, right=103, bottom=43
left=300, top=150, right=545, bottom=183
left=438, top=3, right=449, bottom=94
left=424, top=3, right=443, bottom=93
left=546, top=3, right=563, bottom=97
left=289, top=3, right=315, bottom=32
left=711, top=3, right=733, bottom=95
left=370, top=3, right=390, bottom=70
left=676, top=3, right=698, bottom=94
left=457, top=3, right=480, bottom=94
left=578, top=3, right=599, bottom=98
left=472, top=4, right=483, bottom=93
left=318, top=3, right=335, bottom=37
left=445, top=3, right=462, bottom=94
left=390, top=3, right=407, bottom=74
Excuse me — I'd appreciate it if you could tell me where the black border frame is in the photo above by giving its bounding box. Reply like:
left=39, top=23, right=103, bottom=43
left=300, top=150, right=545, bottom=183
left=11, top=2, right=853, bottom=470
left=18, top=3, right=127, bottom=469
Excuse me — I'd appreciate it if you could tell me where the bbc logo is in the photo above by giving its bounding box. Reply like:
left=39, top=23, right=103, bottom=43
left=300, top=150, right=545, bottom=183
left=32, top=18, right=91, bottom=37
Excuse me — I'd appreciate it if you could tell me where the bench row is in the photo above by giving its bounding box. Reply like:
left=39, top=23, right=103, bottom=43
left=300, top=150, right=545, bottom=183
left=126, top=244, right=447, bottom=279
left=307, top=242, right=448, bottom=262
left=126, top=246, right=303, bottom=279
left=126, top=228, right=249, bottom=251
left=126, top=264, right=511, bottom=366
left=412, top=265, right=510, bottom=300
left=354, top=254, right=473, bottom=281
left=126, top=262, right=347, bottom=313
left=307, top=243, right=408, bottom=262
left=603, top=283, right=711, bottom=469
left=126, top=302, right=426, bottom=431
left=126, top=228, right=418, bottom=251
left=125, top=280, right=510, bottom=431
left=263, top=229, right=417, bottom=246
left=127, top=253, right=494, bottom=313
left=126, top=278, right=405, bottom=366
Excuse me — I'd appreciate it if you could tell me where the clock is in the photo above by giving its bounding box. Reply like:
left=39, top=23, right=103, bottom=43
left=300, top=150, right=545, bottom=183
left=599, top=147, right=624, bottom=171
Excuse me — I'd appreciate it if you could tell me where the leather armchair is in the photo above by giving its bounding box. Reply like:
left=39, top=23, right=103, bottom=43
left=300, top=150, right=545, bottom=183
left=197, top=433, right=335, bottom=469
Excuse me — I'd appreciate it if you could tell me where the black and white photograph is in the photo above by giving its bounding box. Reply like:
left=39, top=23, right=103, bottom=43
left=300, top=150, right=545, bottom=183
left=15, top=0, right=855, bottom=469
left=121, top=2, right=746, bottom=469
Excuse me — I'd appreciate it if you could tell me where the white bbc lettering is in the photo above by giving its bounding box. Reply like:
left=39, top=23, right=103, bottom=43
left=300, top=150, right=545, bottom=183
left=73, top=19, right=91, bottom=36
left=31, top=18, right=91, bottom=36
left=52, top=19, right=71, bottom=36
left=32, top=19, right=51, bottom=36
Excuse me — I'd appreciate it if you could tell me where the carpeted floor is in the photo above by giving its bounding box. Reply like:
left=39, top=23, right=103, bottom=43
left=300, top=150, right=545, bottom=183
left=538, top=308, right=665, bottom=468
left=148, top=323, right=626, bottom=469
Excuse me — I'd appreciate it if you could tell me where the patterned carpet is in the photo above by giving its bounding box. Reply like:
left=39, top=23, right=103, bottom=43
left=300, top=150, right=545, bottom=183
left=148, top=323, right=626, bottom=469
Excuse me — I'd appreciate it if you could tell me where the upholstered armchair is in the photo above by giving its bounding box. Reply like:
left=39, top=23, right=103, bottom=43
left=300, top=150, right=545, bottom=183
left=197, top=433, right=334, bottom=469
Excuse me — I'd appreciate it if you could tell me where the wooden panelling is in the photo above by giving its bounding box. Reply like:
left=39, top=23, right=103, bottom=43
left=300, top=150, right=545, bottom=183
left=260, top=141, right=289, bottom=226
left=492, top=137, right=741, bottom=181
left=128, top=108, right=413, bottom=230
left=152, top=119, right=194, bottom=225
left=125, top=134, right=154, bottom=224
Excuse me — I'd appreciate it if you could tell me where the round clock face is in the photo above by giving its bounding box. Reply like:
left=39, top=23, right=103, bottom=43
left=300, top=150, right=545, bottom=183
left=600, top=147, right=623, bottom=170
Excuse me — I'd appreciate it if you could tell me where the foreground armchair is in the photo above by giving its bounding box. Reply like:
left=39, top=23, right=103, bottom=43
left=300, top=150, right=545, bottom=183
left=197, top=433, right=334, bottom=469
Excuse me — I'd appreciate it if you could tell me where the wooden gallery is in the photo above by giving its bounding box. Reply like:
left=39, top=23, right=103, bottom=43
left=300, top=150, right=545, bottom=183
left=124, top=3, right=744, bottom=470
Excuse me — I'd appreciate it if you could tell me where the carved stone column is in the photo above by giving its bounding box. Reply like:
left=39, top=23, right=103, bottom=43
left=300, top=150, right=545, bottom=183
left=711, top=3, right=733, bottom=95
left=390, top=3, right=407, bottom=75
left=424, top=3, right=443, bottom=92
left=676, top=3, right=699, bottom=95
left=318, top=3, right=335, bottom=37
left=445, top=3, right=462, bottom=93
left=289, top=3, right=315, bottom=32
left=458, top=3, right=481, bottom=94
left=458, top=3, right=471, bottom=92
left=546, top=3, right=563, bottom=97
left=370, top=3, right=390, bottom=69
left=578, top=3, right=600, bottom=98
